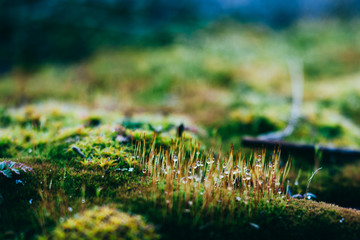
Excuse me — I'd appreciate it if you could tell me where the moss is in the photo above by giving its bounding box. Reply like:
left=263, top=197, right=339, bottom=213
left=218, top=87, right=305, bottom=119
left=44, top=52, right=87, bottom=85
left=290, top=162, right=360, bottom=208
left=85, top=116, right=102, bottom=128
left=282, top=199, right=360, bottom=239
left=0, top=106, right=11, bottom=127
left=52, top=206, right=159, bottom=240
left=317, top=124, right=343, bottom=139
left=127, top=196, right=360, bottom=240
left=338, top=91, right=360, bottom=123
left=216, top=114, right=281, bottom=141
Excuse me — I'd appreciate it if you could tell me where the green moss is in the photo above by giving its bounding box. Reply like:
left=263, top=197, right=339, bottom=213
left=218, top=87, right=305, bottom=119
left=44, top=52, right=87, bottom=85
left=1, top=19, right=360, bottom=238
left=338, top=91, right=360, bottom=124
left=52, top=206, right=159, bottom=240
left=317, top=124, right=343, bottom=139
left=289, top=162, right=360, bottom=208
left=216, top=114, right=281, bottom=141
left=126, top=196, right=360, bottom=240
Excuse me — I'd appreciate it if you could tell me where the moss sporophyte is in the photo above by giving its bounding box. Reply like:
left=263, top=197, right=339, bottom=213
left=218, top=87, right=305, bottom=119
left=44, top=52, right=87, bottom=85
left=1, top=103, right=360, bottom=239
left=133, top=137, right=291, bottom=217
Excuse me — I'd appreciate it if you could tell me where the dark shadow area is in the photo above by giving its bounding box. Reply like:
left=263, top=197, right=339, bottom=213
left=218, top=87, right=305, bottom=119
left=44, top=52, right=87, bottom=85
left=1, top=0, right=359, bottom=73
left=0, top=0, right=200, bottom=73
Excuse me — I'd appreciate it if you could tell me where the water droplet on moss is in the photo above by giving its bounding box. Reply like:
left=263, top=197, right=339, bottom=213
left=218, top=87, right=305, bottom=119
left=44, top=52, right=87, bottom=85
left=206, top=158, right=214, bottom=164
left=249, top=222, right=260, bottom=229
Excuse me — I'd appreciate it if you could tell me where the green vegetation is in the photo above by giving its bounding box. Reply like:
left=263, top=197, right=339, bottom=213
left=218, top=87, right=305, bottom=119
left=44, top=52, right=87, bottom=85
left=0, top=103, right=359, bottom=239
left=50, top=206, right=159, bottom=240
left=1, top=20, right=360, bottom=239
left=0, top=160, right=33, bottom=179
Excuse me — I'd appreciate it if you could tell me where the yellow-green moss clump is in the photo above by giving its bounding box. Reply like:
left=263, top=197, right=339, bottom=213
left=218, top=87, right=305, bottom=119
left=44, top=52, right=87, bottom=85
left=52, top=206, right=159, bottom=240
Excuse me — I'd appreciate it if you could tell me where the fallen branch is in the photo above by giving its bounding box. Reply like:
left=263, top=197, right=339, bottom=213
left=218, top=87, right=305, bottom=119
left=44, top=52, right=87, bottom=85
left=242, top=137, right=360, bottom=162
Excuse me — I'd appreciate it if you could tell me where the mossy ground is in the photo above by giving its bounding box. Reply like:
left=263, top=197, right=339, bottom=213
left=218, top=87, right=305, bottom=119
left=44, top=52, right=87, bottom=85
left=1, top=20, right=360, bottom=239
left=0, top=103, right=359, bottom=240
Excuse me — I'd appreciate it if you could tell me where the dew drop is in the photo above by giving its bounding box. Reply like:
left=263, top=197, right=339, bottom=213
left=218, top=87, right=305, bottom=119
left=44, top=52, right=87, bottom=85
left=249, top=222, right=260, bottom=229
left=339, top=218, right=345, bottom=223
left=81, top=198, right=85, bottom=204
left=68, top=206, right=73, bottom=212
left=181, top=177, right=187, bottom=184
left=236, top=196, right=241, bottom=201
left=142, top=169, right=146, bottom=174
left=16, top=179, right=24, bottom=185
left=29, top=198, right=33, bottom=204
left=128, top=168, right=134, bottom=172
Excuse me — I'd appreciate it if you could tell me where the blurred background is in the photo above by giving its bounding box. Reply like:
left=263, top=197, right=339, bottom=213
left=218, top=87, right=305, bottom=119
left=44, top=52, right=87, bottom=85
left=1, top=0, right=360, bottom=149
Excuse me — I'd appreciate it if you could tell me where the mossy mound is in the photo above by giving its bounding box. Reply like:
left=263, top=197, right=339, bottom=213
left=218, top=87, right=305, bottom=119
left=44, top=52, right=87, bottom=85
left=0, top=103, right=199, bottom=167
left=52, top=206, right=159, bottom=240
left=289, top=162, right=360, bottom=208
